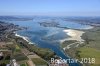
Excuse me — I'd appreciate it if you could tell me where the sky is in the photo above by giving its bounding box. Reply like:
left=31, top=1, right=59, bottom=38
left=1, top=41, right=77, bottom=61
left=0, top=0, right=100, bottom=16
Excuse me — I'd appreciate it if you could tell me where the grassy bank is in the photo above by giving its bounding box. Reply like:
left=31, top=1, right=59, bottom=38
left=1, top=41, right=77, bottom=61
left=13, top=36, right=56, bottom=61
left=61, top=27, right=100, bottom=66
left=76, top=27, right=100, bottom=66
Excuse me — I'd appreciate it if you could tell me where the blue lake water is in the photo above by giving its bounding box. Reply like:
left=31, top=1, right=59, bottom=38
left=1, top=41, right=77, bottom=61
left=5, top=16, right=92, bottom=66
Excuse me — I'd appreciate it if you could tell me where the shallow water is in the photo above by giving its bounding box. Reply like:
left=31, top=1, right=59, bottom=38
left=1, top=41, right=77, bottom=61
left=5, top=16, right=92, bottom=66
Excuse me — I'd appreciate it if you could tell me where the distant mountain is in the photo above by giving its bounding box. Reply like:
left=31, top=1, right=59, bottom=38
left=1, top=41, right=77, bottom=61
left=63, top=17, right=100, bottom=27
left=0, top=16, right=33, bottom=21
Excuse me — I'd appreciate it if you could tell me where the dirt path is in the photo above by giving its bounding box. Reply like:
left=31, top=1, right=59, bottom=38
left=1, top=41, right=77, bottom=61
left=27, top=59, right=35, bottom=66
left=63, top=41, right=83, bottom=50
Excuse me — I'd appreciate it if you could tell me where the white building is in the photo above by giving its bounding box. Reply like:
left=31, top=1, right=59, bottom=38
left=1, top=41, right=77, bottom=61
left=10, top=59, right=20, bottom=66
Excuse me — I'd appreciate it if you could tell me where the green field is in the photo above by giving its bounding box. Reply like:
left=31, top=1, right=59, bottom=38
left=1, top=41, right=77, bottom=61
left=20, top=62, right=28, bottom=66
left=15, top=44, right=21, bottom=52
left=77, top=27, right=100, bottom=66
left=78, top=47, right=100, bottom=66
left=32, top=58, right=48, bottom=66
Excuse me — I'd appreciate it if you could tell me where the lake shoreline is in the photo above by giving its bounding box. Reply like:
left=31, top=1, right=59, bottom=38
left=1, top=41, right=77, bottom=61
left=14, top=32, right=34, bottom=44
